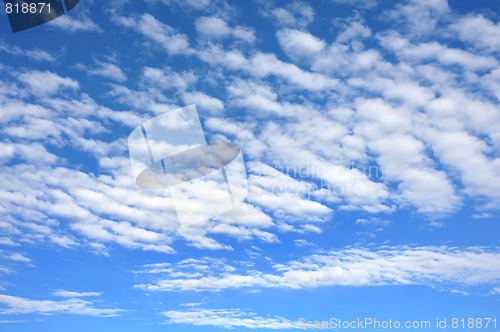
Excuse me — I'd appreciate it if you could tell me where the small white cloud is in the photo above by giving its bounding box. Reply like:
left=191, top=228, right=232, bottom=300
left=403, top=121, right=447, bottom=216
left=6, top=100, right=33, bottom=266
left=4, top=253, right=30, bottom=263
left=76, top=61, right=127, bottom=82
left=195, top=16, right=255, bottom=43
left=0, top=295, right=126, bottom=317
left=162, top=308, right=295, bottom=329
left=0, top=238, right=19, bottom=246
left=48, top=2, right=102, bottom=33
left=271, top=1, right=315, bottom=28
left=17, top=70, right=79, bottom=96
left=116, top=14, right=190, bottom=55
left=0, top=41, right=56, bottom=62
left=451, top=14, right=500, bottom=53
left=294, top=239, right=314, bottom=247
left=356, top=217, right=392, bottom=226
left=180, top=302, right=202, bottom=307
left=195, top=16, right=231, bottom=38
left=53, top=290, right=102, bottom=298
left=471, top=213, right=493, bottom=219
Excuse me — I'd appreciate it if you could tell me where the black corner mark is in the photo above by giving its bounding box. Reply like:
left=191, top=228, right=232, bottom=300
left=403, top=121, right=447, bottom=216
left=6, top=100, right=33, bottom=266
left=64, top=0, right=78, bottom=11
left=3, top=0, right=80, bottom=33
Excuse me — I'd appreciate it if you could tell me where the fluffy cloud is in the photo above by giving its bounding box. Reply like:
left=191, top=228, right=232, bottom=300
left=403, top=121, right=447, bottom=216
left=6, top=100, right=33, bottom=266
left=195, top=16, right=255, bottom=43
left=17, top=71, right=79, bottom=96
left=0, top=41, right=56, bottom=62
left=269, top=1, right=315, bottom=28
left=48, top=1, right=102, bottom=33
left=451, top=15, right=500, bottom=53
left=115, top=14, right=190, bottom=55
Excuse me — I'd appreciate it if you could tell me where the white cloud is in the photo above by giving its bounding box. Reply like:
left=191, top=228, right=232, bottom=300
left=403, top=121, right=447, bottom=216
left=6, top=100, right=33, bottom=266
left=277, top=29, right=326, bottom=62
left=424, top=129, right=500, bottom=208
left=53, top=290, right=102, bottom=297
left=49, top=15, right=102, bottom=33
left=450, top=290, right=469, bottom=296
left=246, top=162, right=332, bottom=223
left=270, top=1, right=315, bottom=28
left=122, top=66, right=224, bottom=113
left=450, top=15, right=500, bottom=53
left=17, top=71, right=79, bottom=96
left=197, top=43, right=339, bottom=92
left=378, top=32, right=497, bottom=71
left=141, top=67, right=197, bottom=91
left=335, top=17, right=372, bottom=43
left=356, top=217, right=392, bottom=226
left=76, top=62, right=127, bottom=82
left=195, top=16, right=231, bottom=38
left=195, top=16, right=256, bottom=43
left=0, top=142, right=59, bottom=165
left=116, top=14, right=190, bottom=55
left=472, top=213, right=493, bottom=219
left=3, top=0, right=500, bottom=265
left=180, top=302, right=202, bottom=307
left=144, top=0, right=231, bottom=14
left=181, top=91, right=224, bottom=113
left=3, top=253, right=30, bottom=263
left=294, top=239, right=315, bottom=247
left=0, top=238, right=18, bottom=246
left=134, top=246, right=500, bottom=292
left=330, top=0, right=377, bottom=9
left=0, top=41, right=56, bottom=62
left=162, top=308, right=295, bottom=329
left=48, top=1, right=101, bottom=34
left=0, top=267, right=14, bottom=275
left=48, top=1, right=102, bottom=33
left=385, top=0, right=450, bottom=36
left=0, top=295, right=126, bottom=317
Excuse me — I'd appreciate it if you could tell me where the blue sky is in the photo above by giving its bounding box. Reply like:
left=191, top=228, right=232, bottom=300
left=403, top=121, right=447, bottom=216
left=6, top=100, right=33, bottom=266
left=1, top=0, right=500, bottom=330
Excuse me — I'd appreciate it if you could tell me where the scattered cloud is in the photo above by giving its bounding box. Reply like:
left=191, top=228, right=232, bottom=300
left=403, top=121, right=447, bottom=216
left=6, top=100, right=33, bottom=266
left=0, top=41, right=56, bottom=62
left=3, top=253, right=30, bottom=263
left=162, top=308, right=295, bottom=329
left=76, top=61, right=127, bottom=82
left=17, top=70, right=79, bottom=96
left=52, top=290, right=102, bottom=298
left=134, top=246, right=500, bottom=292
left=0, top=295, right=127, bottom=317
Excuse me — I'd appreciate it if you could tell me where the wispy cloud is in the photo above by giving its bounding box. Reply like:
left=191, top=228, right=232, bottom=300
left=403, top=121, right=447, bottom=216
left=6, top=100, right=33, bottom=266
left=162, top=308, right=295, bottom=329
left=0, top=295, right=127, bottom=317
left=52, top=290, right=102, bottom=298
left=135, top=246, right=500, bottom=292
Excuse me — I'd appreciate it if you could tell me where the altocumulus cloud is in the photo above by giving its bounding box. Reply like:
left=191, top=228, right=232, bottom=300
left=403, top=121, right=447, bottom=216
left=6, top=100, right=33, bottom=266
left=134, top=246, right=500, bottom=292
